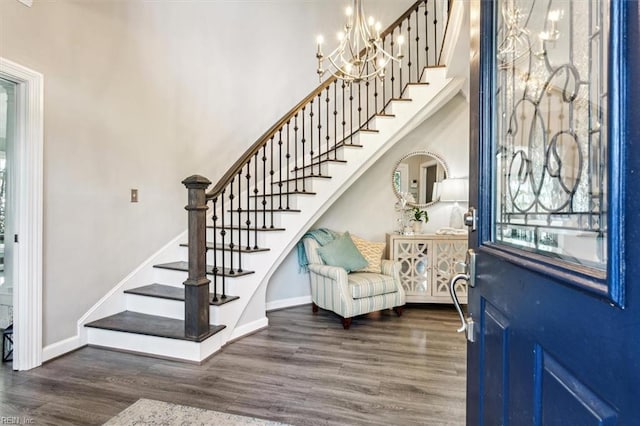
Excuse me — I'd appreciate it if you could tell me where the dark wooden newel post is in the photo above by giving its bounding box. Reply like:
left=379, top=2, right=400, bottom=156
left=182, top=175, right=212, bottom=339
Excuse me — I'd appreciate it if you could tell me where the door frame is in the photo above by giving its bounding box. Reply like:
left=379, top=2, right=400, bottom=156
left=0, top=57, right=44, bottom=371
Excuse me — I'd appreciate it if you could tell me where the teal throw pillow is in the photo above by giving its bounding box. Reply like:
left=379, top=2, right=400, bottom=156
left=317, top=232, right=368, bottom=273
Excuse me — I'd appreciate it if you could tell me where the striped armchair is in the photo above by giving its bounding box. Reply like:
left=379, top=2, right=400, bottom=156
left=303, top=238, right=406, bottom=329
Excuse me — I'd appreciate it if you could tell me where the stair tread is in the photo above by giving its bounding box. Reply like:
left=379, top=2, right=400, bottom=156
left=125, top=283, right=239, bottom=306
left=209, top=225, right=286, bottom=232
left=249, top=191, right=316, bottom=197
left=292, top=159, right=347, bottom=173
left=154, top=261, right=254, bottom=278
left=85, top=311, right=226, bottom=342
left=227, top=208, right=301, bottom=213
left=294, top=159, right=347, bottom=168
left=273, top=174, right=332, bottom=185
left=179, top=243, right=270, bottom=253
left=311, top=144, right=364, bottom=162
left=390, top=97, right=413, bottom=102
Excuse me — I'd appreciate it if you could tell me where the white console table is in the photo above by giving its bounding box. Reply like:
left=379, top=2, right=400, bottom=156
left=386, top=233, right=468, bottom=304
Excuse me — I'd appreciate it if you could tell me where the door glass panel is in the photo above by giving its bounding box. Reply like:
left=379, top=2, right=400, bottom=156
left=494, top=0, right=609, bottom=271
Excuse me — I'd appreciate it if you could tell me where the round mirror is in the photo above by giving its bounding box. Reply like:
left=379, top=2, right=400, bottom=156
left=392, top=151, right=448, bottom=208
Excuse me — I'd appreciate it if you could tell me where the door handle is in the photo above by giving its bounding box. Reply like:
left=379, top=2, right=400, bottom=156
left=449, top=248, right=476, bottom=342
left=450, top=272, right=470, bottom=333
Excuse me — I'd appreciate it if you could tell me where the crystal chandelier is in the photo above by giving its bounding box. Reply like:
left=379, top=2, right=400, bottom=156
left=315, top=0, right=404, bottom=83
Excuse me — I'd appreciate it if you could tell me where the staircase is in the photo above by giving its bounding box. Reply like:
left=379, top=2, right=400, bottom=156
left=81, top=0, right=467, bottom=363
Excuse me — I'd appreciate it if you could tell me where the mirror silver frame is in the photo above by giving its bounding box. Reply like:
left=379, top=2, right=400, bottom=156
left=392, top=151, right=449, bottom=208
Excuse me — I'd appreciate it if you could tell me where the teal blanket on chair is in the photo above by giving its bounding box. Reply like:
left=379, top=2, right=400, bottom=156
left=297, top=228, right=338, bottom=272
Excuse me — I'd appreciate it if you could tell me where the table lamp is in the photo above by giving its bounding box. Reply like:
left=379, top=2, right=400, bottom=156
left=439, top=178, right=468, bottom=229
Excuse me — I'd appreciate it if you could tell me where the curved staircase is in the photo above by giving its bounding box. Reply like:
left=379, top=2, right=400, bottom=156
left=80, top=0, right=467, bottom=362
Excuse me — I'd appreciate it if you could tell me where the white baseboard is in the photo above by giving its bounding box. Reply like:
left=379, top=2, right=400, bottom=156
left=266, top=295, right=312, bottom=312
left=42, top=335, right=82, bottom=362
left=228, top=317, right=268, bottom=342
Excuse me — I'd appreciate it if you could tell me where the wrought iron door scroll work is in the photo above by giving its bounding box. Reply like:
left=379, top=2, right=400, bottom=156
left=494, top=0, right=608, bottom=269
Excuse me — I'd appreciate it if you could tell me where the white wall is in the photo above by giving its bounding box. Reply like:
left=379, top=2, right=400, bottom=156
left=267, top=93, right=469, bottom=304
left=0, top=0, right=415, bottom=345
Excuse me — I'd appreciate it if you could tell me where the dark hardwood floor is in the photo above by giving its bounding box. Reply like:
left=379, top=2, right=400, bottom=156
left=0, top=304, right=466, bottom=425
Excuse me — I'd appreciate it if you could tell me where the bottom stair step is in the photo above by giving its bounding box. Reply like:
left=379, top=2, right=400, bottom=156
left=125, top=283, right=239, bottom=306
left=85, top=311, right=225, bottom=342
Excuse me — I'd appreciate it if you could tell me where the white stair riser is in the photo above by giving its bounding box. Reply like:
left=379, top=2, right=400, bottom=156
left=204, top=250, right=267, bottom=270
left=290, top=162, right=331, bottom=177
left=247, top=194, right=302, bottom=210
left=152, top=266, right=255, bottom=289
left=211, top=210, right=301, bottom=229
left=206, top=228, right=273, bottom=246
left=87, top=328, right=224, bottom=363
left=125, top=293, right=231, bottom=324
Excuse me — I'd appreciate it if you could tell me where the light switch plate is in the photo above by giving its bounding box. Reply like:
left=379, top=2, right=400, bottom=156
left=17, top=0, right=33, bottom=7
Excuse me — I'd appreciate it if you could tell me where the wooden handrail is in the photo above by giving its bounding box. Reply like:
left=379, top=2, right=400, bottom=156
left=207, top=0, right=426, bottom=199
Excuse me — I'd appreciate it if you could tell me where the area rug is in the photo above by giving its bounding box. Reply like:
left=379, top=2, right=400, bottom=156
left=104, top=398, right=289, bottom=426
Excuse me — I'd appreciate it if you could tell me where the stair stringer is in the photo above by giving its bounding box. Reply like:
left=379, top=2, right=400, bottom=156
left=227, top=74, right=467, bottom=340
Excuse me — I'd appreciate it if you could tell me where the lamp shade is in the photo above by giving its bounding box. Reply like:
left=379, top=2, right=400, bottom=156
left=432, top=182, right=441, bottom=201
left=439, top=178, right=468, bottom=202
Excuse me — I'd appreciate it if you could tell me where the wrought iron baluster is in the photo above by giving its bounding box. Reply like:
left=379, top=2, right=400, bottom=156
left=236, top=170, right=242, bottom=273
left=301, top=107, right=306, bottom=192
left=415, top=6, right=420, bottom=81
left=317, top=92, right=322, bottom=175
left=294, top=114, right=299, bottom=193
left=228, top=179, right=234, bottom=275
left=399, top=23, right=404, bottom=97
left=391, top=33, right=396, bottom=100
left=211, top=198, right=218, bottom=302
left=253, top=152, right=260, bottom=244
left=325, top=86, right=330, bottom=161
left=245, top=160, right=251, bottom=250
left=333, top=82, right=338, bottom=160
left=269, top=137, right=275, bottom=229
left=424, top=0, right=430, bottom=66
left=261, top=144, right=267, bottom=228
left=382, top=37, right=387, bottom=113
left=365, top=65, right=370, bottom=129
left=278, top=129, right=283, bottom=209
left=220, top=189, right=226, bottom=298
left=309, top=100, right=314, bottom=176
left=374, top=67, right=379, bottom=116
left=342, top=82, right=346, bottom=145
left=407, top=17, right=412, bottom=86
left=433, top=0, right=438, bottom=65
left=358, top=80, right=362, bottom=129
left=349, top=85, right=354, bottom=144
left=286, top=121, right=291, bottom=208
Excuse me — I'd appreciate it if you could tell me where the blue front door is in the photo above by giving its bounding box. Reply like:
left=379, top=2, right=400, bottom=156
left=467, top=0, right=639, bottom=423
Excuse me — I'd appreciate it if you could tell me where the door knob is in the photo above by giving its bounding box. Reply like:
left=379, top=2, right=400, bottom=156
left=464, top=207, right=477, bottom=231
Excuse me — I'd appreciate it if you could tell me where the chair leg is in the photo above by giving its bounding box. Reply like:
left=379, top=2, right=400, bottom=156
left=312, top=302, right=318, bottom=313
left=393, top=306, right=404, bottom=317
left=341, top=317, right=352, bottom=329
